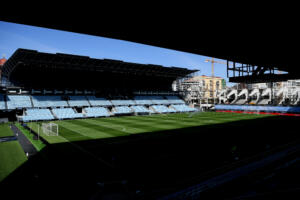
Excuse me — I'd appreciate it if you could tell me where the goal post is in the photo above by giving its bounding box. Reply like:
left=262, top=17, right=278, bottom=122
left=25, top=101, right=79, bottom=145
left=41, top=122, right=59, bottom=136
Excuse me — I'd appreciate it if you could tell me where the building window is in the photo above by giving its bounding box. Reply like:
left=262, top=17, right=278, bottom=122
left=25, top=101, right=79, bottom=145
left=216, top=81, right=220, bottom=89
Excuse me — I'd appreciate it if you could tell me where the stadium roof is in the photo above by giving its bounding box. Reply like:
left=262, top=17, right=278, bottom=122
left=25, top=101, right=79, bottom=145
left=1, top=7, right=300, bottom=84
left=2, top=49, right=196, bottom=79
left=1, top=12, right=299, bottom=75
left=1, top=49, right=197, bottom=89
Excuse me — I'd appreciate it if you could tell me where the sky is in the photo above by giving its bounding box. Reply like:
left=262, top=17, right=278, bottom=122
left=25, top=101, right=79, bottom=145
left=0, top=21, right=233, bottom=86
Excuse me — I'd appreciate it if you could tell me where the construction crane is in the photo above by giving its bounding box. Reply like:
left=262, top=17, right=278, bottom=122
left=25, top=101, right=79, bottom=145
left=205, top=58, right=229, bottom=77
left=205, top=58, right=231, bottom=104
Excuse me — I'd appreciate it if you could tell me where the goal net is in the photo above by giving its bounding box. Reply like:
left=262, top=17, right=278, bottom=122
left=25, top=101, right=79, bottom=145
left=41, top=123, right=59, bottom=136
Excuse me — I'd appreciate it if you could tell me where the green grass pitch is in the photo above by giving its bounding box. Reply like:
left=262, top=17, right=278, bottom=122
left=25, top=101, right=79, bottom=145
left=0, top=141, right=28, bottom=182
left=27, top=112, right=272, bottom=144
left=0, top=123, right=14, bottom=138
left=0, top=123, right=28, bottom=182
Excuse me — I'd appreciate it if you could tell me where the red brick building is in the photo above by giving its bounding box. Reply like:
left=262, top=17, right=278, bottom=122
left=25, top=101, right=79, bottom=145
left=0, top=57, right=7, bottom=81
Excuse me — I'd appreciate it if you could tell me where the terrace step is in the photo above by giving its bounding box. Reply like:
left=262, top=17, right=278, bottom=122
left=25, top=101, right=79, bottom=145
left=49, top=109, right=58, bottom=119
left=66, top=98, right=71, bottom=107
left=85, top=96, right=92, bottom=106
left=4, top=95, right=8, bottom=110
left=149, top=106, right=158, bottom=113
left=29, top=95, right=34, bottom=107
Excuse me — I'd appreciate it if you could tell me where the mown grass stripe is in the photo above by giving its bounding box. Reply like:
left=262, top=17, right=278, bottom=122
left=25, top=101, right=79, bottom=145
left=28, top=112, right=273, bottom=144
left=90, top=117, right=170, bottom=133
left=93, top=114, right=235, bottom=131
left=85, top=118, right=146, bottom=134
left=97, top=113, right=272, bottom=132
left=95, top=116, right=187, bottom=131
left=68, top=119, right=130, bottom=138
left=58, top=121, right=112, bottom=139
left=113, top=114, right=208, bottom=127
left=56, top=125, right=91, bottom=142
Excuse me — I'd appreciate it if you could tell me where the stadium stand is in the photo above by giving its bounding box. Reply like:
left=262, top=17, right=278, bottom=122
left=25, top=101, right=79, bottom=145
left=171, top=104, right=197, bottom=112
left=165, top=95, right=185, bottom=104
left=68, top=96, right=90, bottom=107
left=111, top=99, right=136, bottom=106
left=113, top=106, right=134, bottom=114
left=134, top=95, right=184, bottom=105
left=234, top=99, right=247, bottom=105
left=52, top=108, right=84, bottom=119
left=6, top=95, right=32, bottom=109
left=257, top=88, right=271, bottom=105
left=32, top=96, right=68, bottom=107
left=84, top=107, right=110, bottom=117
left=227, top=90, right=238, bottom=104
left=0, top=94, right=6, bottom=110
left=130, top=105, right=152, bottom=113
left=0, top=49, right=199, bottom=122
left=134, top=96, right=154, bottom=105
left=1, top=93, right=197, bottom=120
left=235, top=89, right=248, bottom=105
left=152, top=105, right=176, bottom=113
left=248, top=89, right=260, bottom=104
left=21, top=108, right=55, bottom=122
left=293, top=90, right=300, bottom=105
left=257, top=99, right=271, bottom=105
left=148, top=96, right=170, bottom=105
left=86, top=96, right=112, bottom=106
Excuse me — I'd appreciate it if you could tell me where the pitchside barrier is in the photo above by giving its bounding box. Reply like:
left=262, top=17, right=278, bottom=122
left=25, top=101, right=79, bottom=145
left=215, top=105, right=300, bottom=113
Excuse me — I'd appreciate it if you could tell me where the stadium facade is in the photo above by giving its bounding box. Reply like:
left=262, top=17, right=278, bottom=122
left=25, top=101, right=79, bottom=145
left=215, top=79, right=300, bottom=115
left=175, top=75, right=226, bottom=105
left=0, top=48, right=199, bottom=122
left=1, top=50, right=299, bottom=200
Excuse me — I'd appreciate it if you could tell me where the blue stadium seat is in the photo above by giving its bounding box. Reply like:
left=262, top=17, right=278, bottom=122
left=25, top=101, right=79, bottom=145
left=68, top=96, right=90, bottom=107
left=134, top=96, right=154, bottom=105
left=6, top=95, right=32, bottom=109
left=152, top=105, right=176, bottom=113
left=148, top=96, right=170, bottom=105
left=20, top=108, right=55, bottom=122
left=113, top=106, right=133, bottom=114
left=52, top=108, right=84, bottom=119
left=84, top=107, right=110, bottom=117
left=0, top=94, right=6, bottom=110
left=86, top=96, right=112, bottom=106
left=111, top=100, right=136, bottom=106
left=131, top=106, right=151, bottom=113
left=134, top=96, right=171, bottom=105
left=32, top=96, right=68, bottom=107
left=165, top=95, right=185, bottom=104
left=171, top=104, right=197, bottom=112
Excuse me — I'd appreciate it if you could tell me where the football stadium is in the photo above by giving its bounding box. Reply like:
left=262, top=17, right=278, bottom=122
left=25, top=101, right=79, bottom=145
left=1, top=18, right=300, bottom=199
